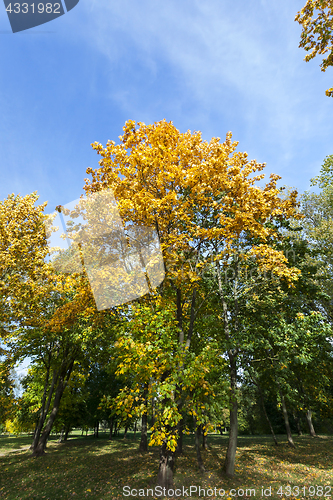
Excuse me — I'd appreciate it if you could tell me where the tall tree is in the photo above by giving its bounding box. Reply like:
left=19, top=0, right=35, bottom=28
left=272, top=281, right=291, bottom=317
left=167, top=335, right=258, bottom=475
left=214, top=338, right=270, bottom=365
left=84, top=119, right=301, bottom=479
left=0, top=193, right=51, bottom=334
left=0, top=191, right=121, bottom=456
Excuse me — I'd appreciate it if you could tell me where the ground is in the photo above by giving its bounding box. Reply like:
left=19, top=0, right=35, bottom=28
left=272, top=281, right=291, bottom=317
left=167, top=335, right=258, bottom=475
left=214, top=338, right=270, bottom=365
left=0, top=432, right=332, bottom=499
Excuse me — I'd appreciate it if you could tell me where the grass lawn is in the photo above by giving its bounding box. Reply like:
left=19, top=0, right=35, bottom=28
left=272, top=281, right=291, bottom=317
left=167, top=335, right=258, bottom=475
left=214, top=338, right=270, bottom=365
left=0, top=432, right=332, bottom=499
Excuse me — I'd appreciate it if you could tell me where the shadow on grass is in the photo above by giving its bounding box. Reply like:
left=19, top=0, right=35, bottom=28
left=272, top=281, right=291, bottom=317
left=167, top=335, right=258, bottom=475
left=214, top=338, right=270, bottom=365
left=0, top=434, right=33, bottom=453
left=0, top=434, right=332, bottom=500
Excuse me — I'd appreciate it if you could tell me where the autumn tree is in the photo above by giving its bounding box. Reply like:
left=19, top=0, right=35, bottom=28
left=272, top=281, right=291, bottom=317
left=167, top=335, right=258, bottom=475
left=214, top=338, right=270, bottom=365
left=83, top=119, right=301, bottom=480
left=0, top=193, right=52, bottom=335
left=0, top=191, right=121, bottom=455
left=295, top=0, right=333, bottom=97
left=112, top=296, right=220, bottom=478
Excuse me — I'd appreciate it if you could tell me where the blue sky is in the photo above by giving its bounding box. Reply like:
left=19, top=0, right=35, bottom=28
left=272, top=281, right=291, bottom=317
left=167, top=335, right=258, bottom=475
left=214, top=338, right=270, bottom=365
left=0, top=0, right=332, bottom=216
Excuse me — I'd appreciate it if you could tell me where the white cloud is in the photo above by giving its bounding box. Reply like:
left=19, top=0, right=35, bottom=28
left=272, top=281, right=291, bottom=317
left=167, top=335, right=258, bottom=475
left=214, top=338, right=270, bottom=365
left=1, top=0, right=332, bottom=199
left=67, top=0, right=332, bottom=186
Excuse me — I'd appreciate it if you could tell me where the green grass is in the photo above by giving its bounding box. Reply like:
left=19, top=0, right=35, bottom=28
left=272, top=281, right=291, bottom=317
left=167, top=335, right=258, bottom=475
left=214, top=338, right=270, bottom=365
left=0, top=432, right=332, bottom=499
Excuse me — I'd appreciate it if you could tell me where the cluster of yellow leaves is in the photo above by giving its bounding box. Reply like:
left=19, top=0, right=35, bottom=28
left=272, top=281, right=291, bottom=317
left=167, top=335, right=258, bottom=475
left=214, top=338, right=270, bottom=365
left=0, top=192, right=102, bottom=378
left=248, top=245, right=301, bottom=285
left=0, top=193, right=51, bottom=330
left=84, top=120, right=301, bottom=289
left=149, top=405, right=181, bottom=452
left=295, top=0, right=333, bottom=97
left=5, top=417, right=35, bottom=435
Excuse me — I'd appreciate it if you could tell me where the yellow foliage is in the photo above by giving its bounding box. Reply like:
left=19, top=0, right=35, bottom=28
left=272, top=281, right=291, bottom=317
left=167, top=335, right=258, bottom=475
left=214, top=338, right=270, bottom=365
left=295, top=1, right=333, bottom=97
left=5, top=417, right=34, bottom=436
left=84, top=120, right=301, bottom=291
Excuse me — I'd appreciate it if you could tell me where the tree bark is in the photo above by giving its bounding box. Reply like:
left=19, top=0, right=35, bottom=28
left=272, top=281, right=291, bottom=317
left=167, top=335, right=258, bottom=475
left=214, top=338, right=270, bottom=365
left=266, top=349, right=295, bottom=448
left=223, top=349, right=238, bottom=476
left=297, top=380, right=317, bottom=437
left=139, top=413, right=148, bottom=452
left=216, top=259, right=239, bottom=477
left=139, top=384, right=148, bottom=452
left=176, top=418, right=183, bottom=454
left=58, top=427, right=65, bottom=443
left=253, top=376, right=278, bottom=446
left=279, top=389, right=295, bottom=447
left=305, top=408, right=317, bottom=437
left=202, top=428, right=208, bottom=450
left=109, top=418, right=114, bottom=439
left=31, top=365, right=58, bottom=450
left=157, top=442, right=175, bottom=489
left=32, top=385, right=64, bottom=456
left=261, top=395, right=278, bottom=446
left=64, top=424, right=70, bottom=442
left=293, top=412, right=303, bottom=436
left=32, top=358, right=75, bottom=457
left=195, top=422, right=205, bottom=472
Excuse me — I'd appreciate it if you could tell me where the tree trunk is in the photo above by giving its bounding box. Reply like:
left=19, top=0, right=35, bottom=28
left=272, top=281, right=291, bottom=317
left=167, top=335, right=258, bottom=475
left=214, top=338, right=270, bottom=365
left=95, top=421, right=99, bottom=438
left=30, top=421, right=39, bottom=450
left=32, top=358, right=74, bottom=457
left=305, top=408, right=317, bottom=437
left=293, top=412, right=303, bottom=436
left=139, top=412, right=148, bottom=452
left=64, top=424, right=70, bottom=442
left=58, top=427, right=65, bottom=443
left=156, top=441, right=175, bottom=489
left=216, top=260, right=239, bottom=477
left=151, top=395, right=155, bottom=428
left=279, top=390, right=295, bottom=447
left=266, top=348, right=295, bottom=448
left=123, top=425, right=128, bottom=439
left=195, top=422, right=205, bottom=472
left=109, top=419, right=114, bottom=439
left=297, top=380, right=316, bottom=437
left=139, top=384, right=148, bottom=452
left=176, top=418, right=183, bottom=454
left=255, top=381, right=278, bottom=446
left=32, top=385, right=64, bottom=456
left=202, top=429, right=208, bottom=450
left=262, top=398, right=278, bottom=445
left=31, top=366, right=58, bottom=450
left=223, top=350, right=238, bottom=477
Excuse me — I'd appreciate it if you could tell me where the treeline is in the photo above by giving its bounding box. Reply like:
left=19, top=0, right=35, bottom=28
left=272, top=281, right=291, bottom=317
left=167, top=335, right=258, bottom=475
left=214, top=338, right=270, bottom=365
left=1, top=121, right=333, bottom=487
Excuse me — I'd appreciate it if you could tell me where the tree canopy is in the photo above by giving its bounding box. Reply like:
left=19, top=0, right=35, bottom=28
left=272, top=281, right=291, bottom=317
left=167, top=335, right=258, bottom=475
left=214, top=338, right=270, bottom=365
left=1, top=120, right=333, bottom=488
